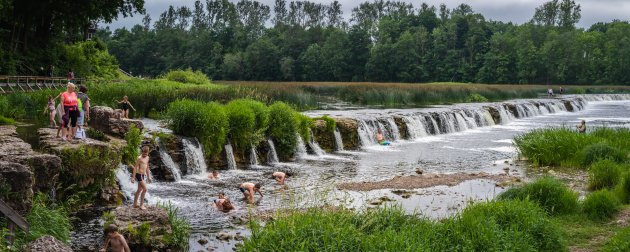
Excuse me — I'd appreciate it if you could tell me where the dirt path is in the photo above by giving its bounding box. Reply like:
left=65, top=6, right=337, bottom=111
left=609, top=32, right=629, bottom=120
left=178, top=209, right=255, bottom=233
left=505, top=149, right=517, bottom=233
left=338, top=172, right=519, bottom=191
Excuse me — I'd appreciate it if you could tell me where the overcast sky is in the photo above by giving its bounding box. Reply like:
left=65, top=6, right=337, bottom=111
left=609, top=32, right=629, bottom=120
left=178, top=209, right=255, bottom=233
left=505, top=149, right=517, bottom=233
left=104, top=0, right=630, bottom=30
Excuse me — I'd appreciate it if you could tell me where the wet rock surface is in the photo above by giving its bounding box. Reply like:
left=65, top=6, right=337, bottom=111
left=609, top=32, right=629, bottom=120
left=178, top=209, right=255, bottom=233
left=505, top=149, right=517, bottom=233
left=338, top=172, right=518, bottom=191
left=25, top=235, right=73, bottom=252
left=91, top=106, right=144, bottom=138
left=311, top=119, right=335, bottom=152
left=110, top=206, right=173, bottom=251
left=335, top=118, right=359, bottom=150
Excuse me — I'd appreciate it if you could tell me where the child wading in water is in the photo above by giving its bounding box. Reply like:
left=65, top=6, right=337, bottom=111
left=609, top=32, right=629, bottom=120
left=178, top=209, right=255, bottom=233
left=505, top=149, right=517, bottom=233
left=212, top=192, right=235, bottom=212
left=132, top=146, right=152, bottom=210
left=117, top=96, right=136, bottom=119
left=239, top=182, right=263, bottom=203
left=100, top=224, right=130, bottom=252
left=43, top=95, right=57, bottom=128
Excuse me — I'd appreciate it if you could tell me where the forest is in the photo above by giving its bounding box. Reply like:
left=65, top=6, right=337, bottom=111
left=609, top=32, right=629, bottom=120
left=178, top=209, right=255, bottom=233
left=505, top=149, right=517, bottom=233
left=96, top=0, right=630, bottom=85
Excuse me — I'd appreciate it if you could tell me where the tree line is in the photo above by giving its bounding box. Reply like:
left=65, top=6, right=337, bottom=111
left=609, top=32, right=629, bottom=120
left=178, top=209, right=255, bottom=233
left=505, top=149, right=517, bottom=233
left=97, top=0, right=630, bottom=85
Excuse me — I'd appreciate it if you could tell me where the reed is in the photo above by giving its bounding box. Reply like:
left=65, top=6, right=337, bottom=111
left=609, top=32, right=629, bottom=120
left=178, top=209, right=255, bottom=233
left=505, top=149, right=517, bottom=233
left=588, top=160, right=623, bottom=190
left=582, top=189, right=621, bottom=221
left=498, top=176, right=579, bottom=215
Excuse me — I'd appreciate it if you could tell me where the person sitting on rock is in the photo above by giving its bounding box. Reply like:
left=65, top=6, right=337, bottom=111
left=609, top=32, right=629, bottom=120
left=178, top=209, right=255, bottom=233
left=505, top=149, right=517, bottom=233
left=213, top=192, right=235, bottom=212
left=208, top=170, right=220, bottom=180
left=100, top=224, right=130, bottom=252
left=376, top=129, right=391, bottom=146
left=272, top=171, right=288, bottom=185
left=239, top=182, right=263, bottom=203
left=132, top=146, right=152, bottom=210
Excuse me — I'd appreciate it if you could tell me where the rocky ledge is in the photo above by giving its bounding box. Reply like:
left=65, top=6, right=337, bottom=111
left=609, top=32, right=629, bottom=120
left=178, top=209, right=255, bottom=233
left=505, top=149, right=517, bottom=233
left=91, top=106, right=144, bottom=138
left=25, top=235, right=72, bottom=252
left=108, top=206, right=176, bottom=251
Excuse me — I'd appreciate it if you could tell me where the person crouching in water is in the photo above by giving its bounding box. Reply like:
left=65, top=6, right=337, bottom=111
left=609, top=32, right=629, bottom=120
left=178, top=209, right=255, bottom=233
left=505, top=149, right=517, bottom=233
left=577, top=120, right=586, bottom=134
left=239, top=182, right=263, bottom=203
left=213, top=192, right=235, bottom=212
left=132, top=146, right=152, bottom=210
left=100, top=224, right=130, bottom=252
left=272, top=171, right=288, bottom=185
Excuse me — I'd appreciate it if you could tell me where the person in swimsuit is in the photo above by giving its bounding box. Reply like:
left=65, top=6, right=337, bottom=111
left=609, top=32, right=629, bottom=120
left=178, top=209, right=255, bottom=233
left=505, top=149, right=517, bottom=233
left=132, top=146, right=152, bottom=210
left=43, top=95, right=57, bottom=128
left=60, top=83, right=79, bottom=141
left=117, top=96, right=136, bottom=119
left=239, top=182, right=263, bottom=203
left=213, top=192, right=235, bottom=212
left=208, top=170, right=220, bottom=180
left=99, top=224, right=130, bottom=252
left=272, top=171, right=287, bottom=185
left=577, top=120, right=586, bottom=134
left=376, top=129, right=390, bottom=146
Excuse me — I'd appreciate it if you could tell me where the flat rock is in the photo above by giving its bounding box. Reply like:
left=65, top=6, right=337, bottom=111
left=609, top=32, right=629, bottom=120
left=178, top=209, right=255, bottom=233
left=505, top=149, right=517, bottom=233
left=339, top=172, right=519, bottom=191
left=25, top=235, right=72, bottom=252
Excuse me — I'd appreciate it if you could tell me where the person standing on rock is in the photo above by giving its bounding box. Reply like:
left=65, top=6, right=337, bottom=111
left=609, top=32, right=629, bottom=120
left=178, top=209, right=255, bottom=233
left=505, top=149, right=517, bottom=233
left=43, top=95, right=57, bottom=128
left=239, top=182, right=263, bottom=203
left=77, top=86, right=90, bottom=130
left=117, top=96, right=136, bottom=119
left=100, top=224, right=131, bottom=252
left=60, top=83, right=79, bottom=141
left=132, top=146, right=152, bottom=210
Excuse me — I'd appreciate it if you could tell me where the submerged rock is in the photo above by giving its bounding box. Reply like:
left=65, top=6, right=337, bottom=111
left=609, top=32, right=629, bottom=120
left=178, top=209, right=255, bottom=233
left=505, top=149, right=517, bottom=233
left=25, top=235, right=72, bottom=252
left=216, top=231, right=233, bottom=241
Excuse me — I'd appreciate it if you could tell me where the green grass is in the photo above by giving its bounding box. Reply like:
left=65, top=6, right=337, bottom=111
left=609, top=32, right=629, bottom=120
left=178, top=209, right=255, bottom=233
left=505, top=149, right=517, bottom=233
left=163, top=68, right=211, bottom=85
left=157, top=201, right=191, bottom=251
left=121, top=124, right=143, bottom=166
left=241, top=200, right=566, bottom=251
left=552, top=213, right=621, bottom=251
left=514, top=127, right=630, bottom=168
left=582, top=189, right=621, bottom=221
left=166, top=100, right=228, bottom=157
left=603, top=224, right=630, bottom=252
left=616, top=172, right=630, bottom=204
left=498, top=176, right=579, bottom=215
left=589, top=159, right=624, bottom=190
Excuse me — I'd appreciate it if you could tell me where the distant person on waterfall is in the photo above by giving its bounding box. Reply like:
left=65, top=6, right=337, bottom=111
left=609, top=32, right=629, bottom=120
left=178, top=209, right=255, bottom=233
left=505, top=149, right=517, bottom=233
left=132, top=146, right=152, bottom=210
left=272, top=171, right=287, bottom=185
left=547, top=88, right=554, bottom=97
left=100, top=224, right=131, bottom=252
left=213, top=192, right=235, bottom=212
left=43, top=95, right=57, bottom=128
left=60, top=83, right=79, bottom=141
left=559, top=87, right=565, bottom=95
left=116, top=96, right=136, bottom=119
left=208, top=170, right=220, bottom=180
left=239, top=182, right=263, bottom=203
left=376, top=129, right=390, bottom=146
left=577, top=120, right=586, bottom=134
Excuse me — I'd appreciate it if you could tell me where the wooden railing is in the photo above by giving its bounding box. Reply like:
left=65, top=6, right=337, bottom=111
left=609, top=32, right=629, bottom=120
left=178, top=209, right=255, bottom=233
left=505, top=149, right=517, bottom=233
left=0, top=199, right=28, bottom=244
left=0, top=76, right=87, bottom=94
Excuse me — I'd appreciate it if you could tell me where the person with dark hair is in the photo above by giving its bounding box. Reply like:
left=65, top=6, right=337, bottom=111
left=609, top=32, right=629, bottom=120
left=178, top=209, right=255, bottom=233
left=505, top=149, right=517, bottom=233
left=77, top=85, right=90, bottom=131
left=238, top=182, right=263, bottom=203
left=117, top=96, right=136, bottom=119
left=67, top=69, right=75, bottom=83
left=213, top=192, right=235, bottom=212
left=208, top=170, right=220, bottom=180
left=100, top=224, right=130, bottom=252
left=47, top=65, right=54, bottom=77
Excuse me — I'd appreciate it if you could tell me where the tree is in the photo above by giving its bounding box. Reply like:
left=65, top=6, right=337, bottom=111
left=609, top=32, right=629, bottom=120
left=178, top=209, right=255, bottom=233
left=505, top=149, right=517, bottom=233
left=532, top=0, right=581, bottom=29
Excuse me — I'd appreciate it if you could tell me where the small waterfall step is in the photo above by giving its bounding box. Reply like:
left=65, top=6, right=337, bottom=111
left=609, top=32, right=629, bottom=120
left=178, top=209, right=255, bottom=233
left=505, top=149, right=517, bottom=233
left=182, top=138, right=208, bottom=176
left=157, top=137, right=181, bottom=181
left=250, top=146, right=259, bottom=166
left=333, top=128, right=344, bottom=151
left=225, top=141, right=237, bottom=170
left=267, top=139, right=280, bottom=164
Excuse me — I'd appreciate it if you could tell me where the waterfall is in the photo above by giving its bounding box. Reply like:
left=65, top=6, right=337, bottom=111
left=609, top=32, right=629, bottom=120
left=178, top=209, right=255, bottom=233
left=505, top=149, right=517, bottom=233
left=497, top=106, right=513, bottom=124
left=295, top=135, right=308, bottom=158
left=402, top=115, right=428, bottom=139
left=225, top=141, right=237, bottom=170
left=385, top=118, right=401, bottom=140
left=115, top=164, right=140, bottom=202
left=156, top=138, right=181, bottom=181
left=249, top=146, right=259, bottom=166
left=267, top=139, right=280, bottom=164
left=482, top=110, right=495, bottom=126
left=182, top=138, right=208, bottom=176
left=454, top=112, right=469, bottom=131
left=308, top=134, right=326, bottom=156
left=357, top=120, right=376, bottom=146
left=333, top=128, right=344, bottom=151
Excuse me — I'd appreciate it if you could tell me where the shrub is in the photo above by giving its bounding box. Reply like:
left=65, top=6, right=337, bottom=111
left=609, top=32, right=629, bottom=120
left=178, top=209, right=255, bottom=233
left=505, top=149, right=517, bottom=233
left=582, top=142, right=626, bottom=166
left=603, top=225, right=630, bottom=252
left=225, top=100, right=261, bottom=151
left=121, top=124, right=143, bottom=166
left=164, top=68, right=210, bottom=85
left=582, top=189, right=621, bottom=221
left=616, top=172, right=630, bottom=204
left=588, top=159, right=623, bottom=190
left=295, top=113, right=313, bottom=142
left=467, top=93, right=489, bottom=102
left=0, top=116, right=15, bottom=125
left=158, top=201, right=191, bottom=251
left=23, top=193, right=72, bottom=243
left=498, top=176, right=579, bottom=215
left=166, top=100, right=228, bottom=156
left=86, top=128, right=109, bottom=142
left=267, top=102, right=299, bottom=160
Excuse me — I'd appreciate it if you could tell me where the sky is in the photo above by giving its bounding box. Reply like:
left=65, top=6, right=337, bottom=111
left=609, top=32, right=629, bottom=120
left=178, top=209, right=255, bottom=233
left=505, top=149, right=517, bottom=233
left=103, top=0, right=630, bottom=30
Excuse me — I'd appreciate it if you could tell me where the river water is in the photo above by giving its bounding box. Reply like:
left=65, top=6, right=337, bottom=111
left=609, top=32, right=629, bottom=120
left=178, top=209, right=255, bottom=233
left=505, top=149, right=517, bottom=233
left=71, top=95, right=630, bottom=251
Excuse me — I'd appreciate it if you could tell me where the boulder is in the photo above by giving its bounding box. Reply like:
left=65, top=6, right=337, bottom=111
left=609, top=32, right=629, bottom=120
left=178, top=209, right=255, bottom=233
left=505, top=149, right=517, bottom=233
left=393, top=116, right=409, bottom=140
left=110, top=206, right=174, bottom=251
left=335, top=118, right=360, bottom=150
left=0, top=161, right=33, bottom=214
left=25, top=235, right=72, bottom=252
left=505, top=104, right=519, bottom=118
left=145, top=137, right=177, bottom=181
left=311, top=119, right=335, bottom=152
left=91, top=106, right=144, bottom=138
left=484, top=106, right=501, bottom=125
left=563, top=100, right=575, bottom=112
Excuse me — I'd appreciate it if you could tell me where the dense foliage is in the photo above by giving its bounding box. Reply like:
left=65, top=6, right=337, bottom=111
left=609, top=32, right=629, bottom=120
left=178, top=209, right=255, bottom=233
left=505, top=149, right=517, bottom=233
left=588, top=159, right=623, bottom=190
left=167, top=100, right=228, bottom=157
left=581, top=189, right=621, bottom=221
left=163, top=69, right=211, bottom=85
left=267, top=102, right=299, bottom=160
left=241, top=201, right=565, bottom=251
left=99, top=0, right=630, bottom=85
left=498, top=176, right=579, bottom=215
left=121, top=124, right=143, bottom=166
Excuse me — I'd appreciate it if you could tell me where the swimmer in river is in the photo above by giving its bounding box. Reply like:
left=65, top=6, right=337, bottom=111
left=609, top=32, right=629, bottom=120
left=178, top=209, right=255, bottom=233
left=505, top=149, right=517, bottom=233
left=212, top=192, right=235, bottom=212
left=132, top=146, right=152, bottom=210
left=272, top=171, right=287, bottom=185
left=100, top=224, right=130, bottom=252
left=376, top=129, right=391, bottom=146
left=577, top=120, right=586, bottom=134
left=208, top=170, right=220, bottom=180
left=238, top=182, right=263, bottom=203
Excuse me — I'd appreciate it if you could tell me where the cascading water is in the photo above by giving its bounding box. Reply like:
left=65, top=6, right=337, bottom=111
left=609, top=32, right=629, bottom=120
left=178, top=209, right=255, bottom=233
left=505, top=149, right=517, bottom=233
left=115, top=164, right=139, bottom=201
left=267, top=139, right=280, bottom=164
left=402, top=115, right=428, bottom=139
left=182, top=138, right=208, bottom=176
left=157, top=138, right=181, bottom=181
left=308, top=133, right=326, bottom=156
left=385, top=118, right=401, bottom=141
left=225, top=141, right=237, bottom=170
left=250, top=146, right=259, bottom=166
left=295, top=135, right=308, bottom=158
left=357, top=120, right=375, bottom=146
left=333, top=128, right=344, bottom=151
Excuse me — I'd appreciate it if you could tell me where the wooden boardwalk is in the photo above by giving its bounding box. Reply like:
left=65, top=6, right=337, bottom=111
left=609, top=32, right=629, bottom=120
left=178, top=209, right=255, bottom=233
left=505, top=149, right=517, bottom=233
left=0, top=76, right=86, bottom=94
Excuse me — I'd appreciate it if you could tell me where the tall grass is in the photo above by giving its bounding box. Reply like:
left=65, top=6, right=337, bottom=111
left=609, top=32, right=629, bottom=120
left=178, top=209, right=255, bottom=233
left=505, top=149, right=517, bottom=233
left=514, top=128, right=630, bottom=168
left=166, top=100, right=228, bottom=157
left=241, top=200, right=565, bottom=251
left=588, top=159, right=623, bottom=190
left=582, top=189, right=621, bottom=221
left=267, top=102, right=299, bottom=160
left=616, top=172, right=630, bottom=204
left=11, top=193, right=72, bottom=247
left=225, top=99, right=269, bottom=152
left=498, top=176, right=579, bottom=215
left=603, top=225, right=630, bottom=252
left=121, top=124, right=143, bottom=166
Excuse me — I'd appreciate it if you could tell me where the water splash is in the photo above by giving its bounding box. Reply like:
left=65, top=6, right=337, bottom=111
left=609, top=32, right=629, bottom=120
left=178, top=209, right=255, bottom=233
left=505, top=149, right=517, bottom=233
left=296, top=135, right=308, bottom=159
left=250, top=146, right=259, bottom=166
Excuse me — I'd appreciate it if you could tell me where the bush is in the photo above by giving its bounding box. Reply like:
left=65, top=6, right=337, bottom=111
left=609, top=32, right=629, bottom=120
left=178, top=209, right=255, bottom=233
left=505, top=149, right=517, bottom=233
left=164, top=68, right=210, bottom=85
left=603, top=225, right=630, bottom=252
left=498, top=176, right=579, bottom=215
left=166, top=100, right=228, bottom=157
left=225, top=99, right=268, bottom=151
left=295, top=113, right=313, bottom=142
left=467, top=93, right=489, bottom=102
left=64, top=41, right=120, bottom=79
left=158, top=202, right=191, bottom=251
left=121, top=124, right=143, bottom=166
left=588, top=159, right=623, bottom=190
left=23, top=193, right=72, bottom=243
left=320, top=115, right=336, bottom=133
left=0, top=116, right=15, bottom=125
left=582, top=189, right=621, bottom=221
left=582, top=142, right=627, bottom=166
left=267, top=102, right=299, bottom=160
left=616, top=172, right=630, bottom=204
left=86, top=128, right=109, bottom=142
